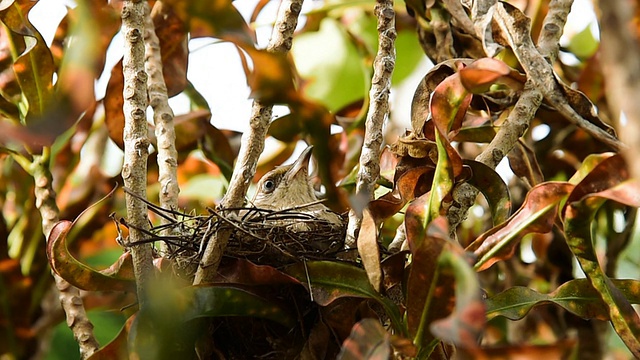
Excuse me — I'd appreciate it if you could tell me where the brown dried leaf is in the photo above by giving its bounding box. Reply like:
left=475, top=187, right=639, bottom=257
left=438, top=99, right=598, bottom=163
left=357, top=209, right=382, bottom=292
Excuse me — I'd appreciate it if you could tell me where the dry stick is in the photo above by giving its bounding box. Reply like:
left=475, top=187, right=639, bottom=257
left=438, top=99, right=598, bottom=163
left=121, top=0, right=154, bottom=305
left=596, top=0, right=640, bottom=181
left=345, top=0, right=397, bottom=251
left=32, top=151, right=99, bottom=359
left=448, top=0, right=572, bottom=232
left=143, top=2, right=180, bottom=248
left=193, top=0, right=304, bottom=285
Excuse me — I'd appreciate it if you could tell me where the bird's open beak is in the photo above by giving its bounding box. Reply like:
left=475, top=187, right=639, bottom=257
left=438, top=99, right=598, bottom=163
left=286, top=145, right=313, bottom=182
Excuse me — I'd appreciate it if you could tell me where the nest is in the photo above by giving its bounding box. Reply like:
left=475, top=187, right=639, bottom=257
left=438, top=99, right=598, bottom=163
left=124, top=195, right=347, bottom=275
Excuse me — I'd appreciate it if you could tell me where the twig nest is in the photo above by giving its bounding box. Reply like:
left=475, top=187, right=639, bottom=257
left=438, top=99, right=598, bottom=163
left=223, top=208, right=346, bottom=266
left=145, top=206, right=346, bottom=276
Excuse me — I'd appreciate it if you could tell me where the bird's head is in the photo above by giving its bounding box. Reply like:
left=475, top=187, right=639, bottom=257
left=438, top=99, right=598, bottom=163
left=252, top=146, right=319, bottom=210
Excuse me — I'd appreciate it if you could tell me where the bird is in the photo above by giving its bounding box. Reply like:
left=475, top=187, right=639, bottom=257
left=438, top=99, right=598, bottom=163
left=251, top=145, right=343, bottom=228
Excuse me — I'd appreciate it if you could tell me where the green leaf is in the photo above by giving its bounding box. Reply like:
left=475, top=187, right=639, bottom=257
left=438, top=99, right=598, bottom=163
left=0, top=0, right=54, bottom=120
left=486, top=279, right=640, bottom=321
left=292, top=17, right=368, bottom=112
left=284, top=261, right=406, bottom=336
left=566, top=25, right=599, bottom=60
left=181, top=285, right=296, bottom=326
left=563, top=155, right=640, bottom=358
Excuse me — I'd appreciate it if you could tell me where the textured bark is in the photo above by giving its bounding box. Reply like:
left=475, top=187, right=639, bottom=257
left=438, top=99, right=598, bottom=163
left=345, top=0, right=397, bottom=252
left=32, top=151, right=99, bottom=359
left=193, top=0, right=304, bottom=285
left=144, top=2, right=180, bottom=248
left=121, top=0, right=154, bottom=304
left=449, top=0, right=572, bottom=232
left=493, top=1, right=622, bottom=151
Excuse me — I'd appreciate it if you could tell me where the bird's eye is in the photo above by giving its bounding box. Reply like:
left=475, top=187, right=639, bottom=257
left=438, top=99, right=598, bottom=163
left=262, top=179, right=276, bottom=193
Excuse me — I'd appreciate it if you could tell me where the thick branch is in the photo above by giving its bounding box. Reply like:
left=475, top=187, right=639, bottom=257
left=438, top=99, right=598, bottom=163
left=32, top=151, right=99, bottom=359
left=144, top=3, right=180, bottom=243
left=449, top=0, right=571, bottom=231
left=536, top=0, right=573, bottom=62
left=596, top=0, right=640, bottom=180
left=193, top=0, right=304, bottom=284
left=345, top=0, right=397, bottom=250
left=494, top=2, right=623, bottom=151
left=121, top=0, right=154, bottom=303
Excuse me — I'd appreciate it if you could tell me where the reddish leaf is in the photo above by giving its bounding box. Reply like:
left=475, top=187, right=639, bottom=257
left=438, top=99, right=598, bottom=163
left=268, top=113, right=303, bottom=143
left=338, top=318, right=391, bottom=360
left=357, top=209, right=382, bottom=292
left=507, top=140, right=544, bottom=186
left=429, top=248, right=485, bottom=349
left=151, top=1, right=188, bottom=96
left=104, top=60, right=126, bottom=148
left=428, top=69, right=469, bottom=179
left=467, top=182, right=574, bottom=271
left=459, top=57, right=524, bottom=94
left=459, top=340, right=577, bottom=359
left=293, top=100, right=347, bottom=209
left=178, top=0, right=256, bottom=46
left=201, top=122, right=238, bottom=179
left=405, top=209, right=454, bottom=344
left=369, top=166, right=434, bottom=221
left=411, top=60, right=465, bottom=135
left=379, top=147, right=398, bottom=184
left=46, top=221, right=135, bottom=292
left=566, top=154, right=628, bottom=204
left=244, top=47, right=299, bottom=105
left=430, top=69, right=472, bottom=136
left=87, top=314, right=136, bottom=360
left=215, top=258, right=299, bottom=286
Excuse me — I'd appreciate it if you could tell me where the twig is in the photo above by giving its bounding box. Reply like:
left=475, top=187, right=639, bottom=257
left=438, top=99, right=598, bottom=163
left=121, top=0, right=154, bottom=304
left=193, top=0, right=304, bottom=284
left=596, top=0, right=640, bottom=180
left=345, top=0, right=397, bottom=252
left=31, top=150, right=99, bottom=359
left=143, top=2, right=180, bottom=243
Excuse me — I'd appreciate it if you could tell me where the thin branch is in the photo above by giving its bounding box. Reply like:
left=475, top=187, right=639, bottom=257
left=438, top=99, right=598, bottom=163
left=345, top=0, right=397, bottom=251
left=143, top=2, right=180, bottom=248
left=596, top=0, right=640, bottom=180
left=121, top=0, right=154, bottom=304
left=31, top=150, right=99, bottom=359
left=193, top=0, right=304, bottom=285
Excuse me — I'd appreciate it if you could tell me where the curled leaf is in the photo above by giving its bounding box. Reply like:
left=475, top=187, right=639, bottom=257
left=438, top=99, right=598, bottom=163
left=467, top=182, right=574, bottom=271
left=46, top=220, right=135, bottom=292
